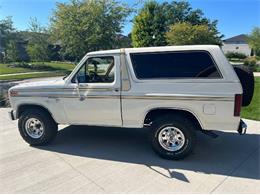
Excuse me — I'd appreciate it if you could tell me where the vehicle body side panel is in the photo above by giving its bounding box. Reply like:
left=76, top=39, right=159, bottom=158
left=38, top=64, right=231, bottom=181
left=122, top=46, right=242, bottom=131
left=10, top=96, right=68, bottom=124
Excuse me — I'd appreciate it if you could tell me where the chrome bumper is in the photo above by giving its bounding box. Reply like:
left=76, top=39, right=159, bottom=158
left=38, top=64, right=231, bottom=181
left=237, top=120, right=247, bottom=135
left=8, top=110, right=16, bottom=120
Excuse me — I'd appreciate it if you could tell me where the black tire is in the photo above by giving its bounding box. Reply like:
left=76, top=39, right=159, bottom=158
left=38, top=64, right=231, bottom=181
left=18, top=108, right=58, bottom=146
left=233, top=65, right=255, bottom=107
left=151, top=114, right=196, bottom=160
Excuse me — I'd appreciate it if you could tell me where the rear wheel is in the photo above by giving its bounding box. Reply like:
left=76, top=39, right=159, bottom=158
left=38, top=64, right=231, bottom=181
left=151, top=115, right=196, bottom=160
left=18, top=109, right=58, bottom=145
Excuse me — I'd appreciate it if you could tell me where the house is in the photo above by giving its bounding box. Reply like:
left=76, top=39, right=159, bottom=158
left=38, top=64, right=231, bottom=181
left=221, top=34, right=251, bottom=56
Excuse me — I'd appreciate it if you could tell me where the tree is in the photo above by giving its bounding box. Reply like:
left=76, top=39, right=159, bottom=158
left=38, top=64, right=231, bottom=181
left=0, top=17, right=21, bottom=62
left=50, top=0, right=131, bottom=61
left=247, top=27, right=260, bottom=56
left=26, top=18, right=51, bottom=62
left=166, top=22, right=222, bottom=45
left=0, top=17, right=15, bottom=49
left=132, top=0, right=223, bottom=47
left=132, top=1, right=167, bottom=47
left=5, top=40, right=20, bottom=62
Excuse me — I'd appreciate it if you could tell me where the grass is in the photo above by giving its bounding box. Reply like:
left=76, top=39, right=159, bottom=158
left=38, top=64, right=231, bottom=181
left=0, top=63, right=35, bottom=75
left=31, top=62, right=76, bottom=71
left=0, top=61, right=76, bottom=81
left=0, top=62, right=75, bottom=74
left=241, top=77, right=260, bottom=121
left=0, top=72, right=65, bottom=81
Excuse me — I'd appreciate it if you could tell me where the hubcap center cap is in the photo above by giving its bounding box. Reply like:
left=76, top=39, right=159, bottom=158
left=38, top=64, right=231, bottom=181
left=25, top=118, right=44, bottom=139
left=158, top=126, right=185, bottom=152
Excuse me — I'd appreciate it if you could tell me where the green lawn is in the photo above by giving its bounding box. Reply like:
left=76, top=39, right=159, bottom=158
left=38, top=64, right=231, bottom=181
left=0, top=62, right=75, bottom=75
left=256, top=66, right=260, bottom=72
left=0, top=62, right=76, bottom=80
left=0, top=63, right=34, bottom=75
left=241, top=77, right=260, bottom=121
left=31, top=62, right=76, bottom=71
left=0, top=72, right=65, bottom=81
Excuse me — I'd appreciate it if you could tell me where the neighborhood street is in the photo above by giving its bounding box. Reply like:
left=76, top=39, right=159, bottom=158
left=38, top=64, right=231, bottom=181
left=0, top=108, right=259, bottom=193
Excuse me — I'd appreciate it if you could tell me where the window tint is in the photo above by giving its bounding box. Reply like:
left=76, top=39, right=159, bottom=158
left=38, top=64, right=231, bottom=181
left=75, top=56, right=114, bottom=83
left=130, top=51, right=221, bottom=79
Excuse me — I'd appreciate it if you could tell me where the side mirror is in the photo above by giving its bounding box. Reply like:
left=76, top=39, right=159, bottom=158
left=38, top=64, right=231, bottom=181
left=74, top=74, right=85, bottom=101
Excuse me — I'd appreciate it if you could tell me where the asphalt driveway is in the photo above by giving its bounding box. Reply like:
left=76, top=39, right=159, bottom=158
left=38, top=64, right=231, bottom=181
left=0, top=108, right=259, bottom=193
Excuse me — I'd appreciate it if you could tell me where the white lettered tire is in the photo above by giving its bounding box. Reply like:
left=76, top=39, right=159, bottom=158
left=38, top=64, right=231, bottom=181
left=151, top=114, right=196, bottom=160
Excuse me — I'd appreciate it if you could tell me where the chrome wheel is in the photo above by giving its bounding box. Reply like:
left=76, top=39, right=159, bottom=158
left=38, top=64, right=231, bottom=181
left=25, top=118, right=44, bottom=139
left=158, top=126, right=185, bottom=152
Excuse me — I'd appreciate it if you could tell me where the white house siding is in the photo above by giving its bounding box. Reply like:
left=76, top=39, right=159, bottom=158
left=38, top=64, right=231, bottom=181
left=221, top=43, right=251, bottom=56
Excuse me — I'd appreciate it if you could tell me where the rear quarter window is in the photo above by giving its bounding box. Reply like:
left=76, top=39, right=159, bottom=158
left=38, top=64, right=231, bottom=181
left=130, top=51, right=222, bottom=79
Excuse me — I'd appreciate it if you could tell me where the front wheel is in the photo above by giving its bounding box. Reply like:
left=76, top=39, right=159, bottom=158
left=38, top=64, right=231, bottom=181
left=151, top=115, right=196, bottom=160
left=18, top=109, right=58, bottom=145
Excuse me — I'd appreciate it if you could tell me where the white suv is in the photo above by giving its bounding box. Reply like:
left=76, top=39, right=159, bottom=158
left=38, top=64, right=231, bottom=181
left=8, top=45, right=254, bottom=159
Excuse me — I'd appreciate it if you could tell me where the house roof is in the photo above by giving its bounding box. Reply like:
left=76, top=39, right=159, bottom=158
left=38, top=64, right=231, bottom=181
left=223, top=34, right=248, bottom=44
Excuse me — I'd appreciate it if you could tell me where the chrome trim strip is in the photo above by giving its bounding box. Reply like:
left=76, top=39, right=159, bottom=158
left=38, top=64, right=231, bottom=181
left=17, top=88, right=114, bottom=92
left=122, top=95, right=233, bottom=101
left=143, top=107, right=204, bottom=129
left=15, top=94, right=233, bottom=101
left=15, top=94, right=119, bottom=99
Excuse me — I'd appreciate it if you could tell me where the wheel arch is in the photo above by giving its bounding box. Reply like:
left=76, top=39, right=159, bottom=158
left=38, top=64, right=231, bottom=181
left=16, top=104, right=57, bottom=123
left=143, top=108, right=203, bottom=130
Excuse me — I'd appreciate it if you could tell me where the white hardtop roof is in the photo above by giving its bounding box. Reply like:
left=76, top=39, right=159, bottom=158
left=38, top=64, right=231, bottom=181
left=87, top=45, right=220, bottom=56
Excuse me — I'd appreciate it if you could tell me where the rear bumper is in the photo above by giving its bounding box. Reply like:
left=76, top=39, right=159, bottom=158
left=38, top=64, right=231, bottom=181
left=237, top=119, right=247, bottom=135
left=8, top=110, right=17, bottom=120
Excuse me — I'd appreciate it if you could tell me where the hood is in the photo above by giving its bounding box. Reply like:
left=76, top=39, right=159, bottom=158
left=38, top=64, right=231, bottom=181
left=10, top=78, right=66, bottom=91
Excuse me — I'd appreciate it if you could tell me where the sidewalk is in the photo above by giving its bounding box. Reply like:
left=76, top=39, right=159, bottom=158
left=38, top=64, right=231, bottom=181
left=254, top=72, right=260, bottom=77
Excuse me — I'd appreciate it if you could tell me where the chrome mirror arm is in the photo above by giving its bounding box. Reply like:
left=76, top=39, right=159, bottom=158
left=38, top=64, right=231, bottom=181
left=75, top=76, right=85, bottom=101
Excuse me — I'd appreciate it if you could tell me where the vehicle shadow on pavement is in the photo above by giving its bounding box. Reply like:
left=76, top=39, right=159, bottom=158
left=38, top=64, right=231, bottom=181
left=36, top=125, right=260, bottom=182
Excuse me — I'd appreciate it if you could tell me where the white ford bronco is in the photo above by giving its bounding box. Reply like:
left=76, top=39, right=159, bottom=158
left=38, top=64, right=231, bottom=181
left=8, top=45, right=254, bottom=160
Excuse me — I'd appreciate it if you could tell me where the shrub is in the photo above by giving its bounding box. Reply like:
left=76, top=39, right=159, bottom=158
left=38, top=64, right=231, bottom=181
left=255, top=56, right=260, bottom=61
left=244, top=57, right=257, bottom=71
left=225, top=52, right=247, bottom=60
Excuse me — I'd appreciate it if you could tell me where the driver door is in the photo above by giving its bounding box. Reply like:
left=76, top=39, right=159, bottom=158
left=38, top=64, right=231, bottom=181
left=62, top=55, right=122, bottom=126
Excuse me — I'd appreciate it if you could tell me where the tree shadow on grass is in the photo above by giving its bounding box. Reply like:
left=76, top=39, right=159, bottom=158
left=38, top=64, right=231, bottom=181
left=36, top=125, right=260, bottom=182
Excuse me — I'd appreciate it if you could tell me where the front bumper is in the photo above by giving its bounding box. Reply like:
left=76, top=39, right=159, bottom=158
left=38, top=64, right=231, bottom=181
left=8, top=110, right=17, bottom=120
left=237, top=120, right=247, bottom=135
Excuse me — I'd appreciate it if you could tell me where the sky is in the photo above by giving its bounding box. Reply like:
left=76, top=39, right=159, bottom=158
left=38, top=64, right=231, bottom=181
left=0, top=0, right=260, bottom=39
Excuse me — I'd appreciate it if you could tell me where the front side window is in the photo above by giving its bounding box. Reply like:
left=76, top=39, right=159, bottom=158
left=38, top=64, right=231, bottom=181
left=74, top=56, right=115, bottom=83
left=130, top=51, right=221, bottom=79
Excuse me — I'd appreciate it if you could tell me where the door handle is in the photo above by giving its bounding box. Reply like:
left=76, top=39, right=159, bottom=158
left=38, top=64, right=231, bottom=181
left=114, top=88, right=120, bottom=92
left=79, top=83, right=87, bottom=88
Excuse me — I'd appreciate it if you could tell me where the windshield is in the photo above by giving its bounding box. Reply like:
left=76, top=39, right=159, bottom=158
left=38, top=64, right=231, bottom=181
left=63, top=54, right=88, bottom=81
